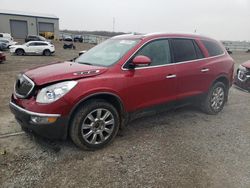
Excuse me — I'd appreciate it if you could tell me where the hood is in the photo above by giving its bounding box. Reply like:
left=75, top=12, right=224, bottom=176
left=10, top=44, right=23, bottom=48
left=242, top=60, right=250, bottom=69
left=24, top=61, right=108, bottom=85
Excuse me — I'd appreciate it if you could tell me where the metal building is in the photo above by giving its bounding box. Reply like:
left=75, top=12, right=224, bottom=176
left=0, top=9, right=59, bottom=39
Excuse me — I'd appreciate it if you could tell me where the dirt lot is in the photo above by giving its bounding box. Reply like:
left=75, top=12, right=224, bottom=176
left=0, top=42, right=250, bottom=188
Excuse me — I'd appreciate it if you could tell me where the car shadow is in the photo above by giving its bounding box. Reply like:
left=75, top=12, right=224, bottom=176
left=22, top=105, right=204, bottom=153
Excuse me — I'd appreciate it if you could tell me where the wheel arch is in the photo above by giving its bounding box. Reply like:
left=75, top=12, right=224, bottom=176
left=209, top=74, right=230, bottom=102
left=67, top=92, right=128, bottom=137
left=43, top=49, right=51, bottom=54
left=211, top=74, right=230, bottom=90
left=15, top=48, right=25, bottom=53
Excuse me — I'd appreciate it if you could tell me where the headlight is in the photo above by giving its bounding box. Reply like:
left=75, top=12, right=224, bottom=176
left=36, top=81, right=77, bottom=104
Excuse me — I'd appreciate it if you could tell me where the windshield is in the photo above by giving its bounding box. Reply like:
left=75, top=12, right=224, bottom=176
left=75, top=39, right=139, bottom=67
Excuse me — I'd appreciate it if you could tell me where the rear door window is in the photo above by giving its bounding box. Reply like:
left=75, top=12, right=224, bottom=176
left=36, top=42, right=47, bottom=46
left=28, top=42, right=36, bottom=46
left=202, top=40, right=224, bottom=56
left=171, top=39, right=198, bottom=62
left=193, top=41, right=204, bottom=59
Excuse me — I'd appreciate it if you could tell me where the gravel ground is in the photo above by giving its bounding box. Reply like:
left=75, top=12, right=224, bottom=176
left=0, top=44, right=250, bottom=188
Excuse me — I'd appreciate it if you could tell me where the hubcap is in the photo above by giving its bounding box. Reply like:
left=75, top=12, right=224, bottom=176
left=81, top=108, right=115, bottom=145
left=210, top=87, right=224, bottom=111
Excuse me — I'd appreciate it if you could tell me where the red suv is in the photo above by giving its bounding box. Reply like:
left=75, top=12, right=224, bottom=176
left=10, top=33, right=234, bottom=149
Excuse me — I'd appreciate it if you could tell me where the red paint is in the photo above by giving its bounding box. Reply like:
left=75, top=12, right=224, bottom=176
left=242, top=60, right=250, bottom=69
left=12, top=33, right=234, bottom=117
left=0, top=52, right=6, bottom=62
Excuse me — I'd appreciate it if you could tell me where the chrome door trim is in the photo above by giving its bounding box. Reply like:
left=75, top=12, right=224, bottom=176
left=201, top=68, right=210, bottom=72
left=121, top=37, right=225, bottom=71
left=166, top=74, right=176, bottom=79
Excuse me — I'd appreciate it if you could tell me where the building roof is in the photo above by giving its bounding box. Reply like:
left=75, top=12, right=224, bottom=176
left=0, top=9, right=58, bottom=19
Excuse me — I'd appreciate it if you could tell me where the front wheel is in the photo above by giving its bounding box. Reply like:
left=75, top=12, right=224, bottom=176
left=201, top=82, right=227, bottom=115
left=70, top=99, right=120, bottom=150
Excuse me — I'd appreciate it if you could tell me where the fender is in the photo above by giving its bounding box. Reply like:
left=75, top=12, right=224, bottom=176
left=67, top=91, right=128, bottom=133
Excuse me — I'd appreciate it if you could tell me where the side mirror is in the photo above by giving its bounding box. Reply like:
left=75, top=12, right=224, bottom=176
left=70, top=57, right=77, bottom=62
left=79, top=50, right=87, bottom=56
left=131, top=55, right=151, bottom=67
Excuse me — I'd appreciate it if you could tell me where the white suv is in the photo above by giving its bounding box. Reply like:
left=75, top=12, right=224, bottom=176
left=10, top=41, right=55, bottom=56
left=0, top=33, right=13, bottom=41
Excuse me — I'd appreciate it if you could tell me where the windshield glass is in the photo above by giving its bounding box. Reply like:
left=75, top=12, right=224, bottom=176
left=75, top=39, right=139, bottom=67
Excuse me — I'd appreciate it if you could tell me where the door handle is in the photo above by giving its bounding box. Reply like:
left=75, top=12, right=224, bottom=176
left=201, top=68, right=210, bottom=72
left=166, top=74, right=176, bottom=79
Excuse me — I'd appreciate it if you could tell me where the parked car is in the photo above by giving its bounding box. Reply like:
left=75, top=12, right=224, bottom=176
left=10, top=33, right=234, bottom=150
left=9, top=41, right=55, bottom=56
left=63, top=43, right=75, bottom=49
left=0, top=41, right=8, bottom=51
left=234, top=61, right=250, bottom=92
left=0, top=33, right=14, bottom=41
left=0, top=51, right=6, bottom=63
left=74, top=35, right=83, bottom=42
left=25, top=35, right=46, bottom=42
left=63, top=35, right=73, bottom=42
left=0, top=38, right=17, bottom=48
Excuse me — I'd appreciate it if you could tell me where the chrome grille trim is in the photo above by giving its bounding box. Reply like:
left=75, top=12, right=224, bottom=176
left=14, top=74, right=35, bottom=98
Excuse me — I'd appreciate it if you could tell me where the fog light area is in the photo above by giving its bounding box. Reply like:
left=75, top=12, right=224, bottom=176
left=30, top=116, right=58, bottom=124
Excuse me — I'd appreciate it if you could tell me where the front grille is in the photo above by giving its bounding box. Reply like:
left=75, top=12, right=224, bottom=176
left=14, top=74, right=35, bottom=98
left=237, top=69, right=250, bottom=82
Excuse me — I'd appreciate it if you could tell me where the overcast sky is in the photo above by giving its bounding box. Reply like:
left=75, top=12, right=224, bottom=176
left=1, top=0, right=250, bottom=41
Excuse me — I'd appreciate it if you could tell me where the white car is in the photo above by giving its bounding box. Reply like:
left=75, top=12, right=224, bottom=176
left=10, top=41, right=55, bottom=56
left=0, top=38, right=17, bottom=48
left=0, top=33, right=13, bottom=41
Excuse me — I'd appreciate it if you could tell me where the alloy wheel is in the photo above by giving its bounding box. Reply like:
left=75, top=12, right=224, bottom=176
left=210, top=86, right=225, bottom=111
left=81, top=108, right=115, bottom=145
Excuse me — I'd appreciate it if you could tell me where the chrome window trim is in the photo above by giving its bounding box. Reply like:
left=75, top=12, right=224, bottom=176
left=10, top=101, right=61, bottom=117
left=14, top=74, right=35, bottom=99
left=121, top=37, right=225, bottom=71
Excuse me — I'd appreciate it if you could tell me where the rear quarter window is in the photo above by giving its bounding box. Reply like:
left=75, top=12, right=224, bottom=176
left=202, top=40, right=224, bottom=56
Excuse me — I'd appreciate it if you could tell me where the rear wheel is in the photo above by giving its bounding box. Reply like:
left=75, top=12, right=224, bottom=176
left=201, top=82, right=227, bottom=115
left=43, top=49, right=51, bottom=56
left=16, top=49, right=24, bottom=56
left=70, top=99, right=120, bottom=150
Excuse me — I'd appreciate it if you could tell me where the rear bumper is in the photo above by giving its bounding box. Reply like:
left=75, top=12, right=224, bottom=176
left=9, top=101, right=68, bottom=139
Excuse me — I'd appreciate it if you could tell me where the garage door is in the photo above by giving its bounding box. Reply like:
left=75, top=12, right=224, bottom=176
left=10, top=20, right=28, bottom=39
left=38, top=22, right=54, bottom=32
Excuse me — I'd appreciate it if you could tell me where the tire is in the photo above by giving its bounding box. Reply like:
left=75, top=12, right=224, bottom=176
left=43, top=49, right=51, bottom=56
left=70, top=99, right=120, bottom=150
left=201, top=82, right=227, bottom=115
left=16, top=49, right=24, bottom=56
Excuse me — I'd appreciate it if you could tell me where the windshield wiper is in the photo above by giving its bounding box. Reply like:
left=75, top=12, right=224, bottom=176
left=77, top=62, right=93, bottom=65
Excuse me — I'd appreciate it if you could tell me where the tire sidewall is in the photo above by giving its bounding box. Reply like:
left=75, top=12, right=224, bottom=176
left=71, top=100, right=120, bottom=150
left=16, top=49, right=24, bottom=56
left=44, top=50, right=51, bottom=56
left=206, top=82, right=227, bottom=114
